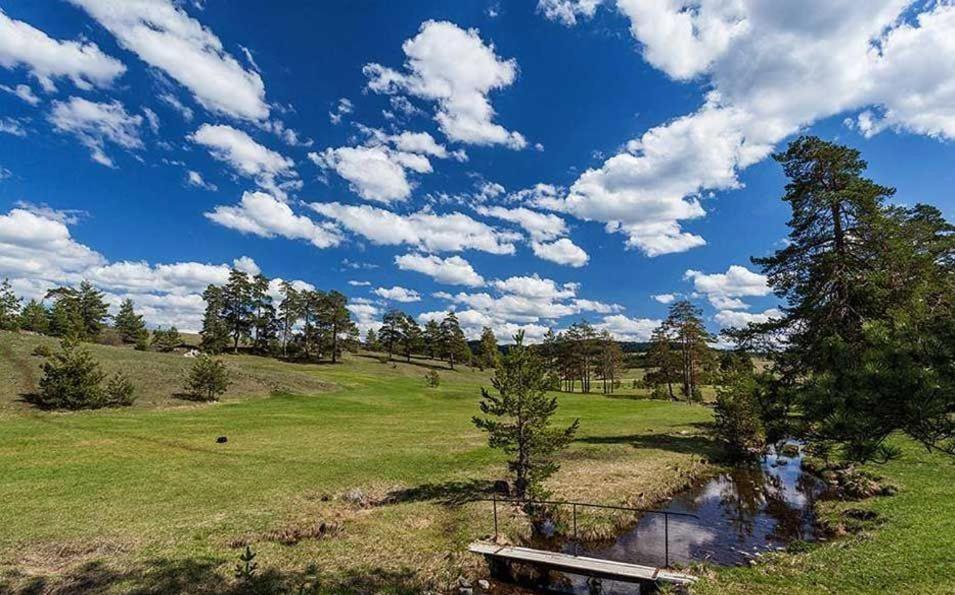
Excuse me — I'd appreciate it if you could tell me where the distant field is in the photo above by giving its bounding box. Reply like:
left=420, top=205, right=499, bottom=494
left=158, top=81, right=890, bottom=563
left=0, top=331, right=715, bottom=593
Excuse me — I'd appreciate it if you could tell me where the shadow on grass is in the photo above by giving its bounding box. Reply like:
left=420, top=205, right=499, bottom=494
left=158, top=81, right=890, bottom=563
left=354, top=352, right=455, bottom=372
left=382, top=478, right=501, bottom=507
left=576, top=430, right=719, bottom=459
left=1, top=557, right=427, bottom=595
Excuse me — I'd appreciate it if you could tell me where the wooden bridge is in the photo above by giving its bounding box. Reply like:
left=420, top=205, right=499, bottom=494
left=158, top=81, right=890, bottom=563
left=469, top=542, right=697, bottom=586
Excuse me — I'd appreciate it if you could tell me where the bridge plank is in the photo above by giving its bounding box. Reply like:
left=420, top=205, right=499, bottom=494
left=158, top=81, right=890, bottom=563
left=469, top=542, right=696, bottom=585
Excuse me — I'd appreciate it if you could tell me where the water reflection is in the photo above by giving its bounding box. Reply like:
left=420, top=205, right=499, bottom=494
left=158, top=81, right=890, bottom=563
left=491, top=446, right=824, bottom=594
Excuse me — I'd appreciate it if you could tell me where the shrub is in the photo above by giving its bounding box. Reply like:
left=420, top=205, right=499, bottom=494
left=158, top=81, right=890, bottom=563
left=185, top=354, right=230, bottom=401
left=713, top=372, right=766, bottom=459
left=31, top=344, right=53, bottom=358
left=152, top=326, right=181, bottom=353
left=35, top=339, right=106, bottom=410
left=103, top=371, right=136, bottom=407
left=134, top=334, right=150, bottom=351
left=425, top=369, right=440, bottom=387
left=95, top=328, right=124, bottom=347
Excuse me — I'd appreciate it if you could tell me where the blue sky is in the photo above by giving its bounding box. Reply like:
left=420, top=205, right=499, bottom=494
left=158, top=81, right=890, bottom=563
left=1, top=0, right=954, bottom=340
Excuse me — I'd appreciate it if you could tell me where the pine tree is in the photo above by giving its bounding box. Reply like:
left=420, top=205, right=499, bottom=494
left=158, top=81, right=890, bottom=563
left=476, top=326, right=500, bottom=370
left=664, top=300, right=714, bottom=401
left=379, top=309, right=404, bottom=360
left=19, top=299, right=49, bottom=334
left=152, top=326, right=181, bottom=352
left=0, top=278, right=21, bottom=331
left=76, top=281, right=109, bottom=339
left=185, top=354, right=231, bottom=401
left=364, top=327, right=380, bottom=351
left=45, top=287, right=84, bottom=339
left=473, top=331, right=580, bottom=499
left=250, top=274, right=277, bottom=354
left=114, top=298, right=147, bottom=344
left=597, top=330, right=622, bottom=394
left=399, top=313, right=422, bottom=362
left=423, top=319, right=441, bottom=359
left=646, top=324, right=678, bottom=399
left=439, top=311, right=470, bottom=370
left=277, top=281, right=301, bottom=358
left=200, top=285, right=230, bottom=354
left=222, top=269, right=253, bottom=353
left=319, top=291, right=354, bottom=363
left=35, top=338, right=106, bottom=410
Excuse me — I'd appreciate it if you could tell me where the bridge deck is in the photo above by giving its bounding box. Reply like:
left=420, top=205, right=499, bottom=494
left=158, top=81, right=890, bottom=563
left=469, top=542, right=696, bottom=585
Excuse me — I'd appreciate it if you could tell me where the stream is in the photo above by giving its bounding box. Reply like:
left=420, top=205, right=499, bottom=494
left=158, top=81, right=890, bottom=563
left=489, top=445, right=827, bottom=594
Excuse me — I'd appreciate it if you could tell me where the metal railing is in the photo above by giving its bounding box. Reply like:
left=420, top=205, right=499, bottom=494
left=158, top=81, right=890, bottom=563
left=477, top=496, right=698, bottom=568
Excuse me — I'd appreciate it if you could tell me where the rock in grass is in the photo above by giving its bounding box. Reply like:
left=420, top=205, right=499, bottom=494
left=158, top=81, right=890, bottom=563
left=216, top=436, right=228, bottom=444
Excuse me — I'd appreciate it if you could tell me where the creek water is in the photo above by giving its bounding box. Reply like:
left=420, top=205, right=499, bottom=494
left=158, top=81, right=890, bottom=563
left=489, top=446, right=826, bottom=594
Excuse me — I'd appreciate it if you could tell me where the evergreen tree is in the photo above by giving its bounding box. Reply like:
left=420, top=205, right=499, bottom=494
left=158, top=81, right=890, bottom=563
left=439, top=311, right=470, bottom=369
left=45, top=287, right=84, bottom=338
left=379, top=309, right=404, bottom=360
left=113, top=298, right=147, bottom=344
left=0, top=278, right=21, bottom=331
left=364, top=327, right=380, bottom=351
left=19, top=299, right=49, bottom=334
left=299, top=290, right=325, bottom=359
left=250, top=274, right=277, bottom=354
left=76, top=281, right=109, bottom=339
left=200, top=284, right=230, bottom=354
left=476, top=326, right=500, bottom=370
left=277, top=281, right=301, bottom=358
left=597, top=330, right=622, bottom=394
left=185, top=354, right=231, bottom=401
left=222, top=269, right=253, bottom=353
left=35, top=338, right=107, bottom=410
left=423, top=319, right=441, bottom=359
left=398, top=313, right=422, bottom=362
left=646, top=324, right=678, bottom=399
left=473, top=331, right=580, bottom=499
left=664, top=300, right=714, bottom=401
left=152, top=326, right=181, bottom=352
left=319, top=290, right=354, bottom=363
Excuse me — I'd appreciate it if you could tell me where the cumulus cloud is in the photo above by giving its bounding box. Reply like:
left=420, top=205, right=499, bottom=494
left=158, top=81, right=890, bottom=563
left=531, top=238, right=589, bottom=267
left=364, top=20, right=526, bottom=148
left=374, top=285, right=421, bottom=302
left=48, top=97, right=143, bottom=167
left=190, top=123, right=297, bottom=198
left=70, top=0, right=269, bottom=121
left=542, top=1, right=955, bottom=256
left=714, top=307, right=782, bottom=329
left=595, top=314, right=660, bottom=342
left=684, top=265, right=770, bottom=310
left=206, top=191, right=341, bottom=248
left=653, top=293, right=676, bottom=304
left=537, top=0, right=603, bottom=26
left=394, top=253, right=486, bottom=287
left=0, top=9, right=125, bottom=92
left=475, top=205, right=567, bottom=241
left=309, top=202, right=519, bottom=255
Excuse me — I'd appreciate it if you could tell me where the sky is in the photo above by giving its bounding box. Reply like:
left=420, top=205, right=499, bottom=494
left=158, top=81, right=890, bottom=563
left=1, top=0, right=954, bottom=342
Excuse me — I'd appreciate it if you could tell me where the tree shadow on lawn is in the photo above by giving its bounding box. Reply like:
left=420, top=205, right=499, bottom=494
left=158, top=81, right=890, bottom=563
left=2, top=557, right=426, bottom=595
left=382, top=478, right=501, bottom=507
left=576, top=428, right=719, bottom=459
left=354, top=353, right=454, bottom=372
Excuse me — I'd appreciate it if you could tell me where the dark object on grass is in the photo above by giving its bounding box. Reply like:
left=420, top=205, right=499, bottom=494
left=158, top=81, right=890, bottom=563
left=216, top=436, right=228, bottom=444
left=492, top=480, right=511, bottom=496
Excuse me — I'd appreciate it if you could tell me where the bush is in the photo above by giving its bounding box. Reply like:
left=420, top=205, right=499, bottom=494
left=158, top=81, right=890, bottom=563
left=425, top=369, right=440, bottom=387
left=31, top=344, right=53, bottom=358
left=35, top=339, right=107, bottom=410
left=185, top=354, right=230, bottom=401
left=103, top=371, right=136, bottom=407
left=134, top=334, right=150, bottom=351
left=96, top=328, right=124, bottom=347
left=713, top=372, right=766, bottom=459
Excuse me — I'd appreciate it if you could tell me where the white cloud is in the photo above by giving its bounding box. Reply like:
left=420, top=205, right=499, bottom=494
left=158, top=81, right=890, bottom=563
left=595, top=314, right=660, bottom=342
left=0, top=9, right=125, bottom=92
left=310, top=145, right=414, bottom=203
left=653, top=293, right=676, bottom=304
left=544, top=1, right=955, bottom=256
left=0, top=208, right=105, bottom=282
left=374, top=285, right=421, bottom=302
left=186, top=169, right=217, bottom=191
left=395, top=253, right=486, bottom=287
left=531, top=238, right=589, bottom=267
left=537, top=0, right=603, bottom=26
left=48, top=97, right=143, bottom=167
left=142, top=107, right=160, bottom=133
left=364, top=20, right=526, bottom=148
left=206, top=191, right=341, bottom=248
left=348, top=280, right=371, bottom=287
left=309, top=202, right=519, bottom=255
left=475, top=205, right=567, bottom=241
left=0, top=83, right=40, bottom=105
left=329, top=97, right=353, bottom=125
left=684, top=265, right=769, bottom=310
left=159, top=92, right=193, bottom=121
left=71, top=0, right=269, bottom=121
left=0, top=117, right=27, bottom=137
left=189, top=123, right=297, bottom=197
left=714, top=307, right=782, bottom=329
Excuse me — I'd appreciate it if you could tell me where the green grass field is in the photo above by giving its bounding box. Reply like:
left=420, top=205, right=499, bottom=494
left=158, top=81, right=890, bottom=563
left=1, top=330, right=952, bottom=594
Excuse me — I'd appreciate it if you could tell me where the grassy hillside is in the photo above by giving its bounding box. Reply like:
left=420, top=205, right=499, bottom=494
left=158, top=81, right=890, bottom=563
left=0, top=331, right=714, bottom=593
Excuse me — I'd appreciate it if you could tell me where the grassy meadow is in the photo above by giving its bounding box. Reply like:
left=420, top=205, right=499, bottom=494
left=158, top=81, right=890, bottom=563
left=1, top=330, right=952, bottom=594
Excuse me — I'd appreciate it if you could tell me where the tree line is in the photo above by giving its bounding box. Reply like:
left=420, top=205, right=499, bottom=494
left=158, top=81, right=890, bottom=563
left=536, top=322, right=623, bottom=394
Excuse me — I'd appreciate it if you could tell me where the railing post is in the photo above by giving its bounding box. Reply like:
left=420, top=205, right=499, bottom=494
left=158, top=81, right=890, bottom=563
left=493, top=495, right=499, bottom=542
left=664, top=513, right=670, bottom=568
left=572, top=503, right=578, bottom=556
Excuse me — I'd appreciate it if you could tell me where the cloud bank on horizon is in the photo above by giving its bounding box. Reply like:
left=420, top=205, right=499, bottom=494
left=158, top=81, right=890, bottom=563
left=1, top=0, right=954, bottom=341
